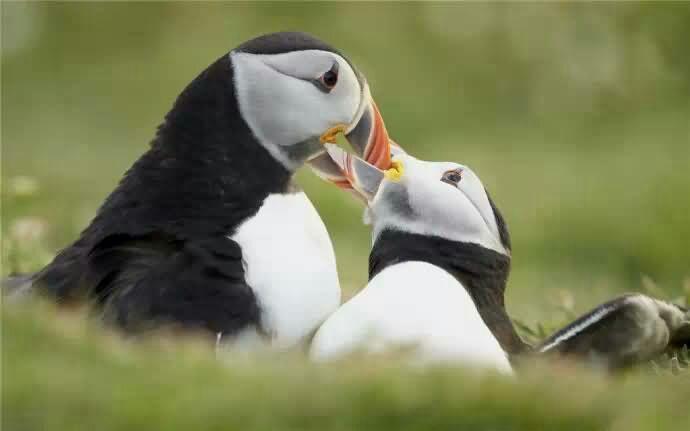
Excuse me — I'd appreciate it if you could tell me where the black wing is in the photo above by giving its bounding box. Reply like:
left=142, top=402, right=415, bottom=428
left=82, top=233, right=262, bottom=337
left=538, top=293, right=690, bottom=369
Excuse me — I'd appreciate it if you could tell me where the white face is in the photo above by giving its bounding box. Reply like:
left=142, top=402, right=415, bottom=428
left=368, top=154, right=509, bottom=255
left=231, top=49, right=364, bottom=169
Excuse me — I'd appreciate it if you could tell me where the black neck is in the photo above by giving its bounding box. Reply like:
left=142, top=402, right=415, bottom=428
left=369, top=229, right=528, bottom=355
left=82, top=55, right=291, bottom=243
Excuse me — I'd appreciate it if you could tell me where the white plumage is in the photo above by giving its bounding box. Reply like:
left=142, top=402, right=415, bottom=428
left=232, top=191, right=341, bottom=349
left=310, top=261, right=512, bottom=374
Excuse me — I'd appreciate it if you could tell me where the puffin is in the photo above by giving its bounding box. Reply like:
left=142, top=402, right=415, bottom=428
left=310, top=145, right=690, bottom=372
left=310, top=145, right=521, bottom=373
left=537, top=293, right=690, bottom=370
left=7, top=32, right=393, bottom=350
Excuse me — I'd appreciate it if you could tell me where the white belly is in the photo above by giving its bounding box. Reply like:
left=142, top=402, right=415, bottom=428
left=231, top=191, right=341, bottom=349
left=310, top=261, right=512, bottom=374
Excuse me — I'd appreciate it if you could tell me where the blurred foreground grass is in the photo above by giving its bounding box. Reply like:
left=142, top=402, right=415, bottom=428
left=3, top=300, right=690, bottom=431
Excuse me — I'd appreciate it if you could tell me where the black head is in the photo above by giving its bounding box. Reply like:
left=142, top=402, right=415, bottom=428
left=236, top=31, right=343, bottom=57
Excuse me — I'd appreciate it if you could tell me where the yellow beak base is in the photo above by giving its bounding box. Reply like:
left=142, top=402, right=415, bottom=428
left=383, top=160, right=404, bottom=182
left=319, top=124, right=348, bottom=144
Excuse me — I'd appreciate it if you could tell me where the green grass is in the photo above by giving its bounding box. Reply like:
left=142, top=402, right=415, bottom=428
left=3, top=3, right=690, bottom=430
left=3, top=300, right=690, bottom=431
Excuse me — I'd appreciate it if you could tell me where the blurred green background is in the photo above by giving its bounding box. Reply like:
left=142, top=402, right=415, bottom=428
left=3, top=2, right=689, bottom=324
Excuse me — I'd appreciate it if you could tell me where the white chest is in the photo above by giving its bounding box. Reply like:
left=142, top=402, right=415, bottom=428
left=231, top=191, right=341, bottom=349
left=311, top=262, right=512, bottom=374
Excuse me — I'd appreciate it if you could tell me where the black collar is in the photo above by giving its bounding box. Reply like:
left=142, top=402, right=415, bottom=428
left=369, top=229, right=528, bottom=355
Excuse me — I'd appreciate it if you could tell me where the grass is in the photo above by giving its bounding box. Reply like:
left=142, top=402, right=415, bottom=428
left=2, top=3, right=690, bottom=430
left=3, top=300, right=690, bottom=431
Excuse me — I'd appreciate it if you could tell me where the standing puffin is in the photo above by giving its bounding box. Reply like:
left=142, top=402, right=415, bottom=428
left=9, top=32, right=393, bottom=350
left=312, top=146, right=690, bottom=371
left=310, top=145, right=522, bottom=373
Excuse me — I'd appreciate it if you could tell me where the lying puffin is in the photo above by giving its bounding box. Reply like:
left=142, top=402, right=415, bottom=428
left=537, top=293, right=690, bottom=369
left=310, top=145, right=521, bottom=373
left=7, top=32, right=393, bottom=349
left=310, top=145, right=690, bottom=372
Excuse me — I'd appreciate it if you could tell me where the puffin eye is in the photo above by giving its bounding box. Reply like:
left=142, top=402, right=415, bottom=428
left=316, top=62, right=339, bottom=93
left=441, top=169, right=463, bottom=186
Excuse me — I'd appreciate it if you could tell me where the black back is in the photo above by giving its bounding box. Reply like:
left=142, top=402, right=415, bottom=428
left=88, top=53, right=291, bottom=242
left=29, top=45, right=295, bottom=337
left=369, top=229, right=528, bottom=355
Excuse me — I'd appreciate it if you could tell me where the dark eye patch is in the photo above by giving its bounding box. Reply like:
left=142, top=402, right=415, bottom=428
left=441, top=168, right=463, bottom=186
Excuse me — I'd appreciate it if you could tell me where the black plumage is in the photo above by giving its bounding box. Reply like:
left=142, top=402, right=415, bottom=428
left=89, top=234, right=261, bottom=335
left=18, top=32, right=341, bottom=337
left=30, top=53, right=278, bottom=336
left=237, top=32, right=341, bottom=57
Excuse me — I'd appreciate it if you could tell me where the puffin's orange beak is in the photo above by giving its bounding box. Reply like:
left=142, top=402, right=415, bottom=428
left=313, top=102, right=393, bottom=188
left=346, top=101, right=392, bottom=172
left=309, top=86, right=398, bottom=190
